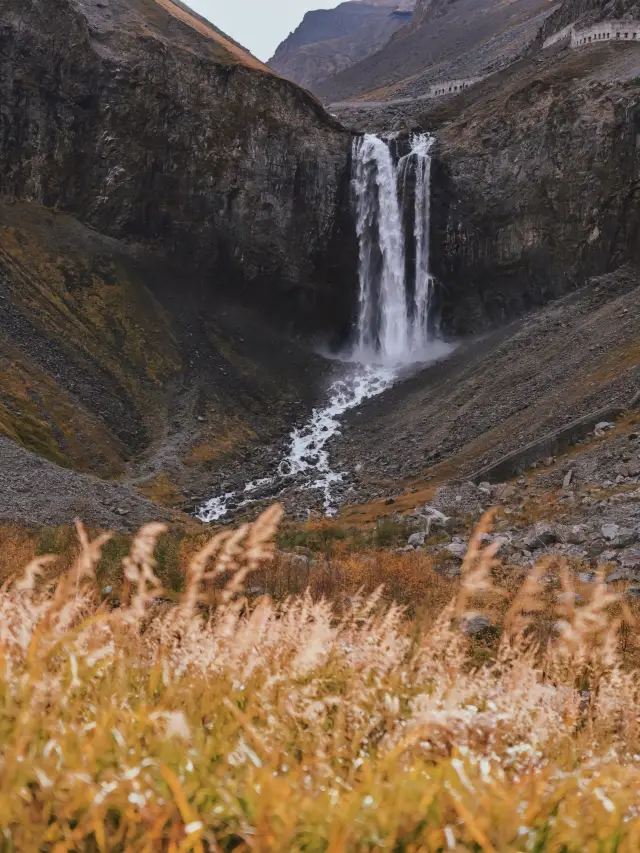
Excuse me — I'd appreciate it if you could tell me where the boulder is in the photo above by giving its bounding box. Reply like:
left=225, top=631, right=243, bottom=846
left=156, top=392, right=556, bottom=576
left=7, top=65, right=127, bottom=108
left=445, top=542, right=468, bottom=560
left=280, top=553, right=311, bottom=570
left=585, top=538, right=607, bottom=558
left=523, top=522, right=557, bottom=549
left=493, top=483, right=517, bottom=502
left=408, top=532, right=427, bottom=548
left=461, top=613, right=492, bottom=636
left=620, top=548, right=640, bottom=572
left=601, top=523, right=620, bottom=541
left=416, top=504, right=458, bottom=534
left=601, top=525, right=637, bottom=548
left=606, top=568, right=638, bottom=583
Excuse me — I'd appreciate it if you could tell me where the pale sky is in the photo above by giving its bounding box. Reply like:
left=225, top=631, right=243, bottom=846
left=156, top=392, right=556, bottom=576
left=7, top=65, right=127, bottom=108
left=188, top=0, right=339, bottom=61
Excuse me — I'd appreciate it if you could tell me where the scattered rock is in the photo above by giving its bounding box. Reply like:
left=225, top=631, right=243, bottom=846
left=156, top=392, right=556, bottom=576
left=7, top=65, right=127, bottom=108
left=494, top=483, right=517, bottom=502
left=280, top=553, right=310, bottom=570
left=432, top=482, right=484, bottom=516
left=493, top=536, right=515, bottom=556
left=557, top=524, right=588, bottom=545
left=445, top=542, right=468, bottom=559
left=601, top=523, right=620, bottom=541
left=562, top=469, right=574, bottom=490
left=523, top=522, right=557, bottom=549
left=620, top=547, right=640, bottom=571
left=577, top=572, right=597, bottom=584
left=595, top=422, right=616, bottom=434
left=461, top=613, right=492, bottom=636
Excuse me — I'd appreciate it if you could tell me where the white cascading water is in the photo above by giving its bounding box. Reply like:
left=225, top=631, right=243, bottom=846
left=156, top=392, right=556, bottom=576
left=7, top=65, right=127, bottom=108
left=354, top=134, right=409, bottom=361
left=353, top=132, right=438, bottom=363
left=409, top=134, right=437, bottom=351
left=198, top=132, right=449, bottom=523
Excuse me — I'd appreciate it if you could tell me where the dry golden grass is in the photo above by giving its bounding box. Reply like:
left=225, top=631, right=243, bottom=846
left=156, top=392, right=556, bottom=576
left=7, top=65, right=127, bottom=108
left=137, top=474, right=188, bottom=509
left=2, top=507, right=640, bottom=850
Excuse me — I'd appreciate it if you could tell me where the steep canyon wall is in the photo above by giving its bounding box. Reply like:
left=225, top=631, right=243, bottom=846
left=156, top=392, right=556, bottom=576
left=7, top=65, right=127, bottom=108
left=426, top=53, right=640, bottom=333
left=0, top=0, right=357, bottom=337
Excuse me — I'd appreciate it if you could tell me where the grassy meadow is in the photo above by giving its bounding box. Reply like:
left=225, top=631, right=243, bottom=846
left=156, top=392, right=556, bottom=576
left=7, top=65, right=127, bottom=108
left=0, top=507, right=640, bottom=851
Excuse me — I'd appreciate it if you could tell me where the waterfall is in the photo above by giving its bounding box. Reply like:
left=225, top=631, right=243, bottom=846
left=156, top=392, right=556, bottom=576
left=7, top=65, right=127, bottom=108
left=198, top=131, right=450, bottom=524
left=352, top=132, right=437, bottom=364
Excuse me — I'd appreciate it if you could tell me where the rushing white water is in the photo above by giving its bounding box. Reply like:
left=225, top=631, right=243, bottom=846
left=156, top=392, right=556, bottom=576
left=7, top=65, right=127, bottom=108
left=354, top=135, right=409, bottom=361
left=198, top=132, right=450, bottom=523
left=409, top=133, right=436, bottom=351
left=353, top=132, right=438, bottom=364
left=197, top=365, right=394, bottom=522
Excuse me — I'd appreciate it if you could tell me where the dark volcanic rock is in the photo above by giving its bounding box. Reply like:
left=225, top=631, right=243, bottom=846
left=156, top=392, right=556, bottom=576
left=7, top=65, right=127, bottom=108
left=428, top=51, right=640, bottom=334
left=0, top=0, right=357, bottom=339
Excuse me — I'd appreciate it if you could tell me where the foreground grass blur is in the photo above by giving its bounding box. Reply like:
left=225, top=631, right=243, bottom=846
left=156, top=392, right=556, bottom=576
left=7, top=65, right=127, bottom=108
left=1, top=506, right=640, bottom=851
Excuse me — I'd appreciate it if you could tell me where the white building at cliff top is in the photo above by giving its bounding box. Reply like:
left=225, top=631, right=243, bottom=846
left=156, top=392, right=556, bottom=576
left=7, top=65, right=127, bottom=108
left=572, top=21, right=640, bottom=46
left=543, top=20, right=640, bottom=49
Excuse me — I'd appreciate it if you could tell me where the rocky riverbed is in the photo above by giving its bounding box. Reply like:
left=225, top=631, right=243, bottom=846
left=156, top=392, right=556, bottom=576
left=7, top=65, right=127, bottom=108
left=393, top=421, right=640, bottom=586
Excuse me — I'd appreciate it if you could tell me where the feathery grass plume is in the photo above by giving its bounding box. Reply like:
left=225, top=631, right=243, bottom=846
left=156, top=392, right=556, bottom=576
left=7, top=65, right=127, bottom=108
left=0, top=507, right=640, bottom=849
left=121, top=522, right=166, bottom=617
left=13, top=554, right=57, bottom=592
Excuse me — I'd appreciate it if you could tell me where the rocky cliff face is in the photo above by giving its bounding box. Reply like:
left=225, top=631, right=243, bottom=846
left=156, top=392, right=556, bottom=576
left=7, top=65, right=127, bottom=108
left=541, top=0, right=640, bottom=41
left=426, top=48, right=640, bottom=333
left=269, top=2, right=407, bottom=93
left=0, top=0, right=357, bottom=337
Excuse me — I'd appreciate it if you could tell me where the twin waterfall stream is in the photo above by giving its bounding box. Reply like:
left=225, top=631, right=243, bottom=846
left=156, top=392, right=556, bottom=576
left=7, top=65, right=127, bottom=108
left=199, top=133, right=450, bottom=523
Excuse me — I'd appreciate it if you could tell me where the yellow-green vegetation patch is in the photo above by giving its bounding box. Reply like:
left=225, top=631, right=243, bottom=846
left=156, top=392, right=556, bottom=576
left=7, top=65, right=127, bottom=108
left=0, top=224, right=182, bottom=392
left=0, top=353, right=126, bottom=477
left=187, top=412, right=257, bottom=465
left=137, top=473, right=188, bottom=508
left=0, top=521, right=211, bottom=593
left=0, top=213, right=184, bottom=476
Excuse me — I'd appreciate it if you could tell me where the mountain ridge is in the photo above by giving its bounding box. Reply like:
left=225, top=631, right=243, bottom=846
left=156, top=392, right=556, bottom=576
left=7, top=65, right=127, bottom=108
left=269, top=1, right=412, bottom=92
